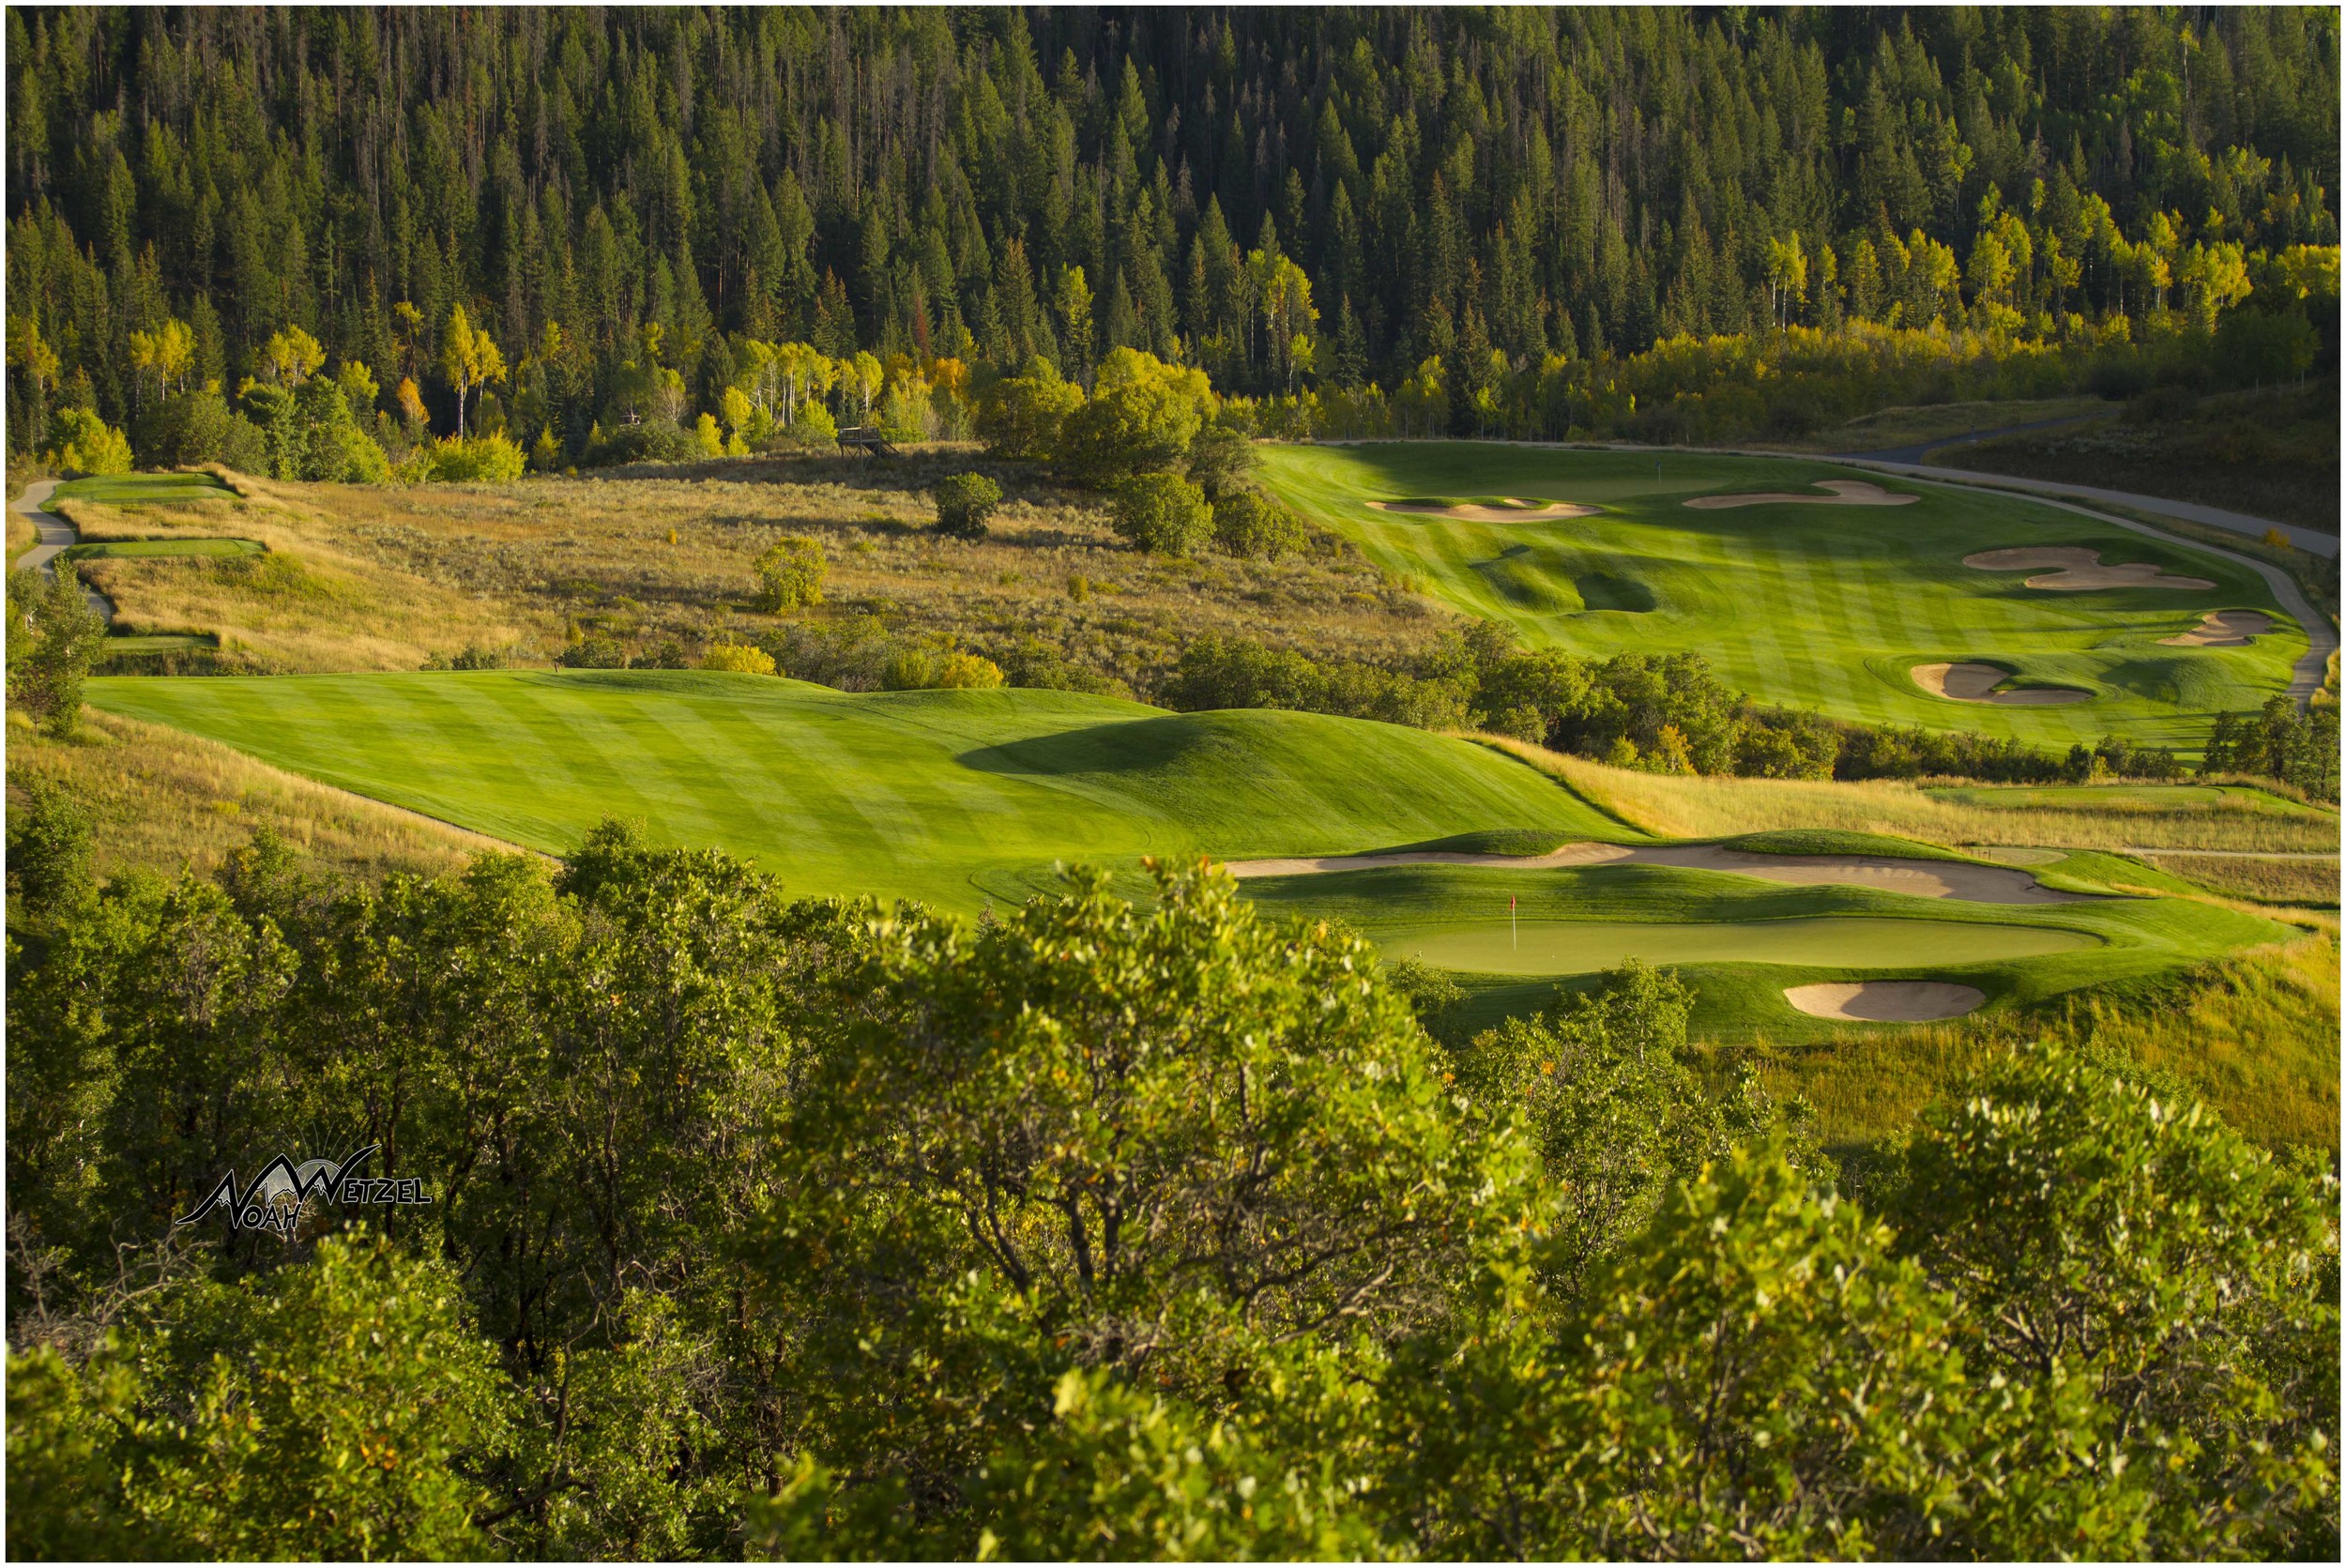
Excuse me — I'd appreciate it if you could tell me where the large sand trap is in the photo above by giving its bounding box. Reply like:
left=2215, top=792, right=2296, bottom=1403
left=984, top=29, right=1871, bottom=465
left=1683, top=480, right=1917, bottom=510
left=1371, top=497, right=1600, bottom=523
left=2160, top=609, right=2275, bottom=647
left=1912, top=662, right=2092, bottom=706
left=1784, top=981, right=1986, bottom=1022
left=1222, top=843, right=2088, bottom=904
left=1962, top=546, right=2216, bottom=591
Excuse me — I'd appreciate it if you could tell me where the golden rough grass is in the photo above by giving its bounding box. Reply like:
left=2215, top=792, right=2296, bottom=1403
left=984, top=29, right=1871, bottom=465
left=6, top=707, right=516, bottom=882
left=57, top=454, right=1440, bottom=686
left=1711, top=933, right=2340, bottom=1152
left=1479, top=736, right=2342, bottom=856
left=2144, top=853, right=2340, bottom=906
left=58, top=476, right=549, bottom=672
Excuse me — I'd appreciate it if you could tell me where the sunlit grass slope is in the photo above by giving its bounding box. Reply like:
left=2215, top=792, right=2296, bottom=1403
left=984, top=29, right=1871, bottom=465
left=84, top=670, right=1628, bottom=911
left=1259, top=443, right=2302, bottom=754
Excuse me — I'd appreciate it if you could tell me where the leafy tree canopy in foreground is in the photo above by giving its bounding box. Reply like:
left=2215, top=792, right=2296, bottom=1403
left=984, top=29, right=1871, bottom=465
left=4, top=816, right=2336, bottom=1560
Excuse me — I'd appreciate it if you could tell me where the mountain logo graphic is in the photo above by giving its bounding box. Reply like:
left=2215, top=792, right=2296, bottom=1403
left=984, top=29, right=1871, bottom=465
left=175, top=1144, right=433, bottom=1236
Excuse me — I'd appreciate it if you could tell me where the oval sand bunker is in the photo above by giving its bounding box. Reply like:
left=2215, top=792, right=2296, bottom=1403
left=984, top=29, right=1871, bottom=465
left=1912, top=662, right=2091, bottom=706
left=2161, top=609, right=2275, bottom=647
left=1371, top=498, right=1598, bottom=523
left=1683, top=480, right=1916, bottom=510
left=1784, top=981, right=1986, bottom=1022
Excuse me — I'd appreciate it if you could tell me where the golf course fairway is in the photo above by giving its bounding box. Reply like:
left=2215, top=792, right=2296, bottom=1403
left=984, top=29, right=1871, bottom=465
left=82, top=669, right=1632, bottom=910
left=1258, top=443, right=2305, bottom=754
left=1382, top=915, right=2096, bottom=976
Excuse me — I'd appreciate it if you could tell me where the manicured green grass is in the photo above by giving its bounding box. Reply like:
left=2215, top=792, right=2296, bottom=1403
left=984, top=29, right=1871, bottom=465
left=62, top=537, right=263, bottom=560
left=83, top=670, right=1628, bottom=912
left=1386, top=915, right=2094, bottom=975
left=1259, top=443, right=2303, bottom=754
left=52, top=471, right=237, bottom=505
left=1242, top=860, right=2294, bottom=1042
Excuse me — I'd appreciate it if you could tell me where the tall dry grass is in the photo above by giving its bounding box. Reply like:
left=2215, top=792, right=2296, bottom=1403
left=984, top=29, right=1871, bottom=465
left=1481, top=735, right=2342, bottom=856
left=1714, top=933, right=2339, bottom=1153
left=58, top=481, right=549, bottom=671
left=56, top=457, right=1445, bottom=685
left=7, top=707, right=515, bottom=882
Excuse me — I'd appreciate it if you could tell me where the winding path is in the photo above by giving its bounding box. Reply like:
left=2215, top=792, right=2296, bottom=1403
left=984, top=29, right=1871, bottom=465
left=10, top=478, right=114, bottom=624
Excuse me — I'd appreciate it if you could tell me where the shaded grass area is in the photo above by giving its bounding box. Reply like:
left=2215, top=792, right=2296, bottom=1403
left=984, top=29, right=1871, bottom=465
left=5, top=707, right=506, bottom=883
left=1934, top=381, right=2340, bottom=532
left=1767, top=395, right=2115, bottom=455
left=61, top=536, right=263, bottom=560
left=1486, top=738, right=2341, bottom=856
left=1714, top=932, right=2338, bottom=1153
left=1261, top=442, right=2304, bottom=754
left=83, top=671, right=1624, bottom=913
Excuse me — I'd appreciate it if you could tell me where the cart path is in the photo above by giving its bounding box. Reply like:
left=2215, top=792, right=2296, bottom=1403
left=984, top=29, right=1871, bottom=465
left=10, top=478, right=115, bottom=624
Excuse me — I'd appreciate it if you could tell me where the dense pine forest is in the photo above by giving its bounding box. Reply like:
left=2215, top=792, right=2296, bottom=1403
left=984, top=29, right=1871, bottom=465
left=6, top=6, right=2340, bottom=464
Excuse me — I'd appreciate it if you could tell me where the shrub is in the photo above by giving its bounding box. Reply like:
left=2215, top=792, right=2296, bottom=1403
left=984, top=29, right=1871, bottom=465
left=1209, top=490, right=1308, bottom=559
left=427, top=433, right=526, bottom=482
left=703, top=640, right=778, bottom=676
left=584, top=420, right=693, bottom=468
left=1109, top=472, right=1211, bottom=555
left=975, top=357, right=1082, bottom=460
left=932, top=473, right=1004, bottom=540
left=882, top=643, right=1006, bottom=691
left=556, top=633, right=630, bottom=668
left=754, top=537, right=826, bottom=612
left=44, top=407, right=132, bottom=476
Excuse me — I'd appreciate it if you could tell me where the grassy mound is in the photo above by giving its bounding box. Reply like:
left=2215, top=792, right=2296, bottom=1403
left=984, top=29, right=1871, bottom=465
left=52, top=471, right=237, bottom=505
left=1716, top=829, right=1979, bottom=863
left=1380, top=828, right=1579, bottom=857
left=1259, top=443, right=2304, bottom=755
left=84, top=671, right=1624, bottom=911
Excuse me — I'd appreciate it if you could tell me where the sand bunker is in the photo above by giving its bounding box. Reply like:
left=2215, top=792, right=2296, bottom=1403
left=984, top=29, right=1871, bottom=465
left=1371, top=498, right=1600, bottom=523
left=1784, top=981, right=1986, bottom=1022
left=1912, top=662, right=2092, bottom=706
left=1683, top=480, right=1917, bottom=510
left=1222, top=843, right=2087, bottom=905
left=1962, top=547, right=2216, bottom=591
left=2160, top=609, right=2275, bottom=647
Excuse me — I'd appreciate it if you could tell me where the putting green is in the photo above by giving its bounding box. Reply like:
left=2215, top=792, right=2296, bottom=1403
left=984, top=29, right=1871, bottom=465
left=52, top=472, right=237, bottom=505
left=1382, top=916, right=2095, bottom=976
left=1258, top=444, right=2302, bottom=754
left=62, top=537, right=262, bottom=559
left=82, top=670, right=1630, bottom=911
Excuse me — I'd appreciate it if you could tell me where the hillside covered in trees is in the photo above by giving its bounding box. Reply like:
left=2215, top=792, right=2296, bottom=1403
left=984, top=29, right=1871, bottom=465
left=6, top=6, right=2340, bottom=464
